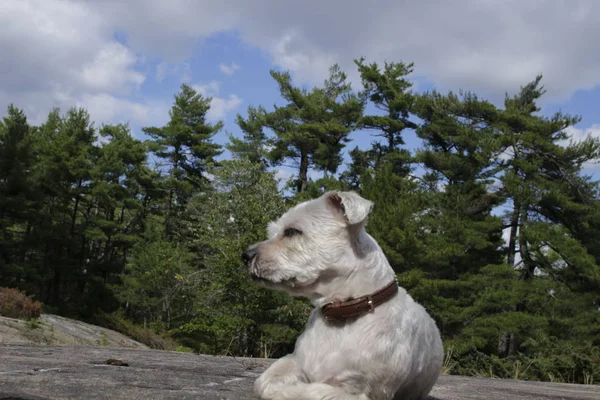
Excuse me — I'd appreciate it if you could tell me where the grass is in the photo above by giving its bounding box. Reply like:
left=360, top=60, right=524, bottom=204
left=441, top=346, right=457, bottom=375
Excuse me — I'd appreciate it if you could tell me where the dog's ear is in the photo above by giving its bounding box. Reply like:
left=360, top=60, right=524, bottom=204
left=326, top=191, right=374, bottom=226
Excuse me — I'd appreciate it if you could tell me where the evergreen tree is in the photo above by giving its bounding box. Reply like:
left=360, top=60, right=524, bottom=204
left=142, top=83, right=223, bottom=237
left=354, top=57, right=417, bottom=176
left=227, top=105, right=272, bottom=169
left=31, top=107, right=97, bottom=308
left=115, top=214, right=197, bottom=331
left=265, top=64, right=363, bottom=192
left=360, top=163, right=428, bottom=272
left=492, top=75, right=600, bottom=358
left=0, top=105, right=37, bottom=293
left=80, top=123, right=154, bottom=316
left=383, top=90, right=506, bottom=344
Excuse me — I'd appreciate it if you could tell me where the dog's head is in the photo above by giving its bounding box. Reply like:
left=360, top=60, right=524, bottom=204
left=241, top=190, right=374, bottom=294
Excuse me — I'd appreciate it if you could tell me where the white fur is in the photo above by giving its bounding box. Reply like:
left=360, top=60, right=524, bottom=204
left=245, top=190, right=444, bottom=400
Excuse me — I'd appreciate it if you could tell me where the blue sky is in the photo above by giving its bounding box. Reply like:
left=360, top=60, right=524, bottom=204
left=2, top=0, right=600, bottom=185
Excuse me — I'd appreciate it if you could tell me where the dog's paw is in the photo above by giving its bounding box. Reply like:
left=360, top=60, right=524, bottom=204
left=254, top=357, right=304, bottom=399
left=257, top=381, right=371, bottom=400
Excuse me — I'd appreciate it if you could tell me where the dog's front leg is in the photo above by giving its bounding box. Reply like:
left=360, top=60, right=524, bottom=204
left=272, top=382, right=371, bottom=400
left=255, top=356, right=370, bottom=400
left=254, top=354, right=306, bottom=399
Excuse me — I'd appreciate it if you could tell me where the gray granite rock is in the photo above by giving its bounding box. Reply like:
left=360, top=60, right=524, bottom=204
left=0, top=315, right=147, bottom=348
left=0, top=345, right=598, bottom=399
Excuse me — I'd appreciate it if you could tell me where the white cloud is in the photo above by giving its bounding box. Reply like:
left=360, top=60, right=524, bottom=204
left=563, top=124, right=600, bottom=143
left=274, top=168, right=293, bottom=183
left=3, top=0, right=600, bottom=134
left=192, top=80, right=242, bottom=121
left=83, top=1, right=239, bottom=62
left=561, top=124, right=600, bottom=172
left=72, top=0, right=600, bottom=102
left=491, top=124, right=600, bottom=173
left=0, top=0, right=149, bottom=127
left=272, top=168, right=295, bottom=191
left=194, top=81, right=221, bottom=97
left=156, top=62, right=191, bottom=83
left=155, top=62, right=169, bottom=83
left=208, top=94, right=242, bottom=120
left=219, top=62, right=240, bottom=76
left=80, top=42, right=145, bottom=94
left=77, top=93, right=170, bottom=128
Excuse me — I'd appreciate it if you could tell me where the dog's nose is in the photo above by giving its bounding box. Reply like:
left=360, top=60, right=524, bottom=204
left=241, top=247, right=257, bottom=265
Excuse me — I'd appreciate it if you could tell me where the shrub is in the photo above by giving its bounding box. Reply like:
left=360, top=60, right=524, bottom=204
left=450, top=345, right=600, bottom=385
left=0, top=287, right=42, bottom=319
left=92, top=310, right=180, bottom=350
left=25, top=318, right=42, bottom=330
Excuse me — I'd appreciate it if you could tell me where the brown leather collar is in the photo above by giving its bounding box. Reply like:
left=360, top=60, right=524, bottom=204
left=321, top=279, right=399, bottom=322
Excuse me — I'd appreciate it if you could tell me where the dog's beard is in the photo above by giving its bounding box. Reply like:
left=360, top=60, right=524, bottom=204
left=248, top=258, right=315, bottom=292
left=249, top=270, right=305, bottom=288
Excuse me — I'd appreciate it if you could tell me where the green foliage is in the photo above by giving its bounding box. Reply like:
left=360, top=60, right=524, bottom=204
left=142, top=83, right=223, bottom=237
left=24, top=317, right=42, bottom=331
left=115, top=215, right=197, bottom=330
left=360, top=163, right=428, bottom=270
left=227, top=105, right=272, bottom=168
left=93, top=310, right=181, bottom=350
left=0, top=106, right=39, bottom=294
left=448, top=341, right=600, bottom=384
left=182, top=158, right=309, bottom=356
left=262, top=64, right=364, bottom=192
left=354, top=57, right=417, bottom=176
left=488, top=76, right=600, bottom=359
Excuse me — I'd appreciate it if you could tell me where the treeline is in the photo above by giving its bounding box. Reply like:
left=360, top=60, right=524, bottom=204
left=1, top=58, right=599, bottom=384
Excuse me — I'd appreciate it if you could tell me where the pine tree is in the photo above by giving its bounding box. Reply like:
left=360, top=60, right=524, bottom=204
left=1, top=60, right=599, bottom=382
left=227, top=105, right=272, bottom=169
left=339, top=146, right=378, bottom=190
left=492, top=75, right=600, bottom=358
left=360, top=163, right=428, bottom=271
left=265, top=64, right=363, bottom=192
left=25, top=107, right=98, bottom=308
left=354, top=57, right=417, bottom=176
left=115, top=214, right=196, bottom=331
left=0, top=105, right=37, bottom=293
left=382, top=90, right=507, bottom=344
left=78, top=123, right=154, bottom=316
left=142, top=83, right=223, bottom=237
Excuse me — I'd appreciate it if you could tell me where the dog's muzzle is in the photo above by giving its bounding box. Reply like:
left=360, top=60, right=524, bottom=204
left=241, top=247, right=257, bottom=265
left=242, top=246, right=265, bottom=282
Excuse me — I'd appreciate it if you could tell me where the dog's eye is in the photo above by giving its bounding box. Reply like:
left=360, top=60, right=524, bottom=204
left=283, top=228, right=302, bottom=238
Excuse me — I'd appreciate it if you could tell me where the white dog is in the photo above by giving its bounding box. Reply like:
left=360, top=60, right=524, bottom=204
left=242, top=190, right=443, bottom=400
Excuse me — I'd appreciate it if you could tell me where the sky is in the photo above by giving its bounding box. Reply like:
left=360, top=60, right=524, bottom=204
left=2, top=0, right=600, bottom=185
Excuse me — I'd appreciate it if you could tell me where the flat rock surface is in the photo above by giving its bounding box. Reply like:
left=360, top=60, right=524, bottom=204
left=1, top=344, right=599, bottom=399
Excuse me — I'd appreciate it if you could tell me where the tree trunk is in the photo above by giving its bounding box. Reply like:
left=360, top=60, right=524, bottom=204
left=70, top=180, right=83, bottom=236
left=388, top=133, right=394, bottom=154
left=498, top=202, right=521, bottom=357
left=298, top=151, right=309, bottom=193
left=506, top=203, right=520, bottom=267
left=518, top=208, right=534, bottom=280
left=166, top=146, right=181, bottom=237
left=504, top=207, right=533, bottom=357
